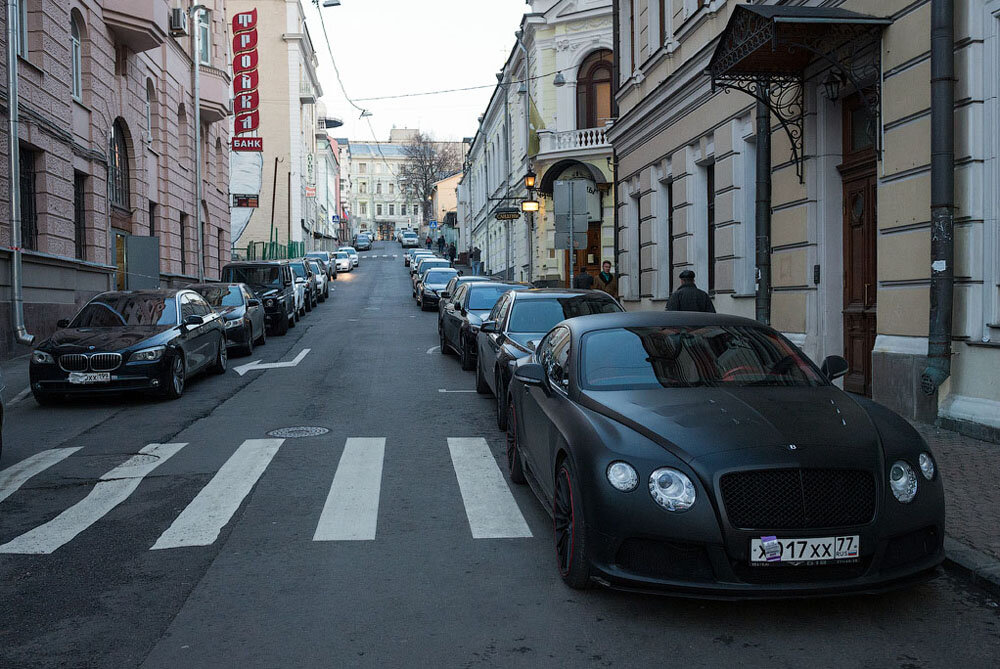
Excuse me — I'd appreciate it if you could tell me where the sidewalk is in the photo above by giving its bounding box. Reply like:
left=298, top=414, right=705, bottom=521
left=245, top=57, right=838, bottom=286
left=913, top=421, right=1000, bottom=596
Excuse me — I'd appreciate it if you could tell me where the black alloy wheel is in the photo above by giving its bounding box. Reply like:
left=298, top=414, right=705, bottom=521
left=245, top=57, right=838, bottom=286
left=506, top=399, right=526, bottom=484
left=475, top=358, right=490, bottom=394
left=459, top=335, right=475, bottom=371
left=439, top=327, right=449, bottom=355
left=211, top=336, right=228, bottom=374
left=553, top=461, right=591, bottom=589
left=495, top=374, right=508, bottom=430
left=164, top=353, right=185, bottom=399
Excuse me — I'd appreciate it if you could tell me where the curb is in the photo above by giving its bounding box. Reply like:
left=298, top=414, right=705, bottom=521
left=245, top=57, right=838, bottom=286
left=944, top=536, right=1000, bottom=598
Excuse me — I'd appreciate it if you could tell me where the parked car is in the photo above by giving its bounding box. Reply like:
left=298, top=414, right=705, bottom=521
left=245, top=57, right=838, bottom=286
left=440, top=282, right=527, bottom=370
left=221, top=260, right=296, bottom=335
left=289, top=259, right=318, bottom=312
left=338, top=246, right=359, bottom=268
left=477, top=289, right=623, bottom=430
left=505, top=310, right=945, bottom=596
left=307, top=259, right=329, bottom=301
left=29, top=289, right=227, bottom=403
left=334, top=251, right=352, bottom=272
left=187, top=283, right=266, bottom=356
left=416, top=267, right=459, bottom=311
left=437, top=275, right=493, bottom=324
left=406, top=249, right=434, bottom=268
left=354, top=233, right=373, bottom=251
left=400, top=231, right=420, bottom=248
left=305, top=251, right=338, bottom=282
left=411, top=258, right=452, bottom=295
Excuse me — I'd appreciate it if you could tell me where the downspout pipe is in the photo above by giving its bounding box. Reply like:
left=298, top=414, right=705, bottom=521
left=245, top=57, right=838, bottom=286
left=192, top=5, right=207, bottom=282
left=611, top=0, right=621, bottom=292
left=921, top=0, right=955, bottom=395
left=6, top=0, right=34, bottom=346
left=754, top=86, right=772, bottom=325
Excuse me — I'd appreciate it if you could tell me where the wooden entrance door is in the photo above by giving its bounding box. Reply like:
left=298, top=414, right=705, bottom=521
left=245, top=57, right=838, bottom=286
left=566, top=222, right=602, bottom=287
left=839, top=94, right=878, bottom=395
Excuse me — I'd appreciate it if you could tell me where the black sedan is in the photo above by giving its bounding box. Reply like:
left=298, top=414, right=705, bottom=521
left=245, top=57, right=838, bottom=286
left=476, top=289, right=623, bottom=430
left=439, top=282, right=526, bottom=370
left=416, top=267, right=458, bottom=310
left=188, top=283, right=266, bottom=356
left=437, top=275, right=493, bottom=324
left=504, top=311, right=945, bottom=597
left=29, top=289, right=228, bottom=403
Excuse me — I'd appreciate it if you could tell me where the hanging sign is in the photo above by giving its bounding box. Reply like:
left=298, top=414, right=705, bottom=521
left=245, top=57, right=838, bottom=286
left=232, top=137, right=263, bottom=151
left=495, top=207, right=521, bottom=220
left=232, top=9, right=260, bottom=142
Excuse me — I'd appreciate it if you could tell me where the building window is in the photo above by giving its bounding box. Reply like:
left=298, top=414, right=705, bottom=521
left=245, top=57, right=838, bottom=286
left=359, top=202, right=367, bottom=216
left=197, top=11, right=211, bottom=65
left=180, top=213, right=188, bottom=274
left=389, top=204, right=394, bottom=216
left=389, top=182, right=394, bottom=195
left=17, top=0, right=28, bottom=59
left=74, top=173, right=87, bottom=259
left=358, top=163, right=367, bottom=173
left=109, top=120, right=130, bottom=210
left=359, top=181, right=367, bottom=194
left=576, top=50, right=613, bottom=129
left=376, top=204, right=383, bottom=216
left=145, top=81, right=156, bottom=146
left=19, top=147, right=38, bottom=250
left=218, top=227, right=226, bottom=264
left=706, top=162, right=716, bottom=293
left=628, top=0, right=635, bottom=73
left=71, top=16, right=83, bottom=100
left=376, top=182, right=382, bottom=195
left=178, top=105, right=189, bottom=166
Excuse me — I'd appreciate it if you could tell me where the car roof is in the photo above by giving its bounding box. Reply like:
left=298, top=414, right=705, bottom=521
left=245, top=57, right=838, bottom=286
left=186, top=283, right=241, bottom=290
left=93, top=289, right=181, bottom=299
left=510, top=288, right=615, bottom=300
left=558, top=310, right=766, bottom=335
left=224, top=260, right=288, bottom=266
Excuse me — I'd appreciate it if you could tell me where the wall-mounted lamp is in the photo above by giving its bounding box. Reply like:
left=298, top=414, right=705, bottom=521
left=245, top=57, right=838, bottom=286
left=524, top=169, right=536, bottom=189
left=553, top=72, right=566, bottom=88
left=521, top=199, right=540, bottom=212
left=822, top=70, right=845, bottom=101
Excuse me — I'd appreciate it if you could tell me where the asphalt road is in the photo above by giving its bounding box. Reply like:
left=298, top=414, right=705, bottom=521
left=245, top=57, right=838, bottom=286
left=2, top=241, right=998, bottom=668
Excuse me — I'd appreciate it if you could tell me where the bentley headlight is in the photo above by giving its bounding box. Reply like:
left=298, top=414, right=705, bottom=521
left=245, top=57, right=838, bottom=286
left=606, top=462, right=638, bottom=492
left=889, top=460, right=918, bottom=503
left=32, top=350, right=55, bottom=364
left=130, top=346, right=165, bottom=362
left=648, top=468, right=696, bottom=511
left=918, top=452, right=936, bottom=480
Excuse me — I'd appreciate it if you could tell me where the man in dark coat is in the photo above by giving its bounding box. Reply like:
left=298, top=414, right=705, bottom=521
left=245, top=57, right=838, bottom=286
left=447, top=242, right=457, bottom=266
left=437, top=235, right=446, bottom=254
left=573, top=267, right=594, bottom=289
left=665, top=270, right=715, bottom=312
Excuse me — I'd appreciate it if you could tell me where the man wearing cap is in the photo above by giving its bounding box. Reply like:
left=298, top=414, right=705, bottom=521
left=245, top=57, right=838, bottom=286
left=665, top=270, right=715, bottom=312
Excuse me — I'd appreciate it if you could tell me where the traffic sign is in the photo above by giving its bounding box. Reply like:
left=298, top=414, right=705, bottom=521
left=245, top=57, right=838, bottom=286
left=429, top=220, right=438, bottom=229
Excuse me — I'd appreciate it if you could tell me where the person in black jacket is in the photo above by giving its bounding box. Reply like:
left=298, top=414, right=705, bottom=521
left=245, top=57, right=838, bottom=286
left=573, top=267, right=594, bottom=289
left=665, top=270, right=715, bottom=312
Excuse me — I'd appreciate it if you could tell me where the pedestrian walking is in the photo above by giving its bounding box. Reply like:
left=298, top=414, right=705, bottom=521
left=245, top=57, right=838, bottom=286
left=447, top=242, right=457, bottom=266
left=573, top=266, right=594, bottom=290
left=425, top=235, right=432, bottom=249
left=665, top=270, right=715, bottom=312
left=594, top=260, right=618, bottom=297
left=437, top=235, right=446, bottom=254
left=471, top=246, right=482, bottom=275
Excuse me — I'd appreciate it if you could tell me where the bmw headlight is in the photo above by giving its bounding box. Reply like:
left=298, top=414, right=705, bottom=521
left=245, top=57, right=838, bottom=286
left=918, top=452, right=936, bottom=480
left=265, top=298, right=276, bottom=307
left=32, top=350, right=55, bottom=364
left=889, top=460, right=918, bottom=503
left=130, top=346, right=165, bottom=362
left=648, top=467, right=696, bottom=511
left=224, top=319, right=241, bottom=329
left=606, top=461, right=638, bottom=492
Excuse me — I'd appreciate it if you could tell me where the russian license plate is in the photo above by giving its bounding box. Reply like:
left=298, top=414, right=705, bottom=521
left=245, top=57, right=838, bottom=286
left=68, top=372, right=111, bottom=385
left=750, top=535, right=859, bottom=565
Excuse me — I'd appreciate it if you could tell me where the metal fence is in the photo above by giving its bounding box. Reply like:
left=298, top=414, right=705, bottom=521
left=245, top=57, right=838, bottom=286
left=243, top=241, right=306, bottom=261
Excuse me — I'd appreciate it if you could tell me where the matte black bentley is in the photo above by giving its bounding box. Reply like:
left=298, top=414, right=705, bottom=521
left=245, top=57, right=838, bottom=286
left=504, top=311, right=945, bottom=597
left=29, top=290, right=228, bottom=403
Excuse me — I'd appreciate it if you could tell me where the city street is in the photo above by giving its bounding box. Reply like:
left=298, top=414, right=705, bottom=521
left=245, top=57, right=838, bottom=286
left=0, top=241, right=997, bottom=668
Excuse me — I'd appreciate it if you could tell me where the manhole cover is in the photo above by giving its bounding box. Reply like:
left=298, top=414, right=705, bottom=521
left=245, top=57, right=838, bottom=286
left=267, top=426, right=329, bottom=439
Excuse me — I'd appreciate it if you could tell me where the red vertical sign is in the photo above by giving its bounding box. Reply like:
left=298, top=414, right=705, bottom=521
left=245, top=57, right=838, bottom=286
left=232, top=9, right=261, bottom=149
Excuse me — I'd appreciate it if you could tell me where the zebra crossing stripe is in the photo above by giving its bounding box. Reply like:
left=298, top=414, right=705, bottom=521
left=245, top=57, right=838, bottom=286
left=0, top=443, right=187, bottom=554
left=447, top=437, right=532, bottom=539
left=0, top=447, right=81, bottom=505
left=150, top=438, right=283, bottom=550
left=313, top=437, right=385, bottom=541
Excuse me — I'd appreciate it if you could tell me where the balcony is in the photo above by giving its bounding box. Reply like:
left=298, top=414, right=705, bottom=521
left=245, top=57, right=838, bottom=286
left=300, top=82, right=317, bottom=104
left=104, top=0, right=169, bottom=53
left=199, top=65, right=230, bottom=123
left=536, top=126, right=612, bottom=160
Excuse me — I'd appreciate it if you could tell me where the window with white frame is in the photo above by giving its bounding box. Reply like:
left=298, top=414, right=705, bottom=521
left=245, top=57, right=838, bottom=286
left=145, top=81, right=155, bottom=145
left=388, top=204, right=394, bottom=216
left=376, top=203, right=383, bottom=216
left=71, top=15, right=83, bottom=100
left=197, top=11, right=211, bottom=65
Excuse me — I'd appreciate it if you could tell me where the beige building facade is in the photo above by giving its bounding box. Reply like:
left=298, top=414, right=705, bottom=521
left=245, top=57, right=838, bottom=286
left=1, top=0, right=232, bottom=360
left=608, top=0, right=1000, bottom=438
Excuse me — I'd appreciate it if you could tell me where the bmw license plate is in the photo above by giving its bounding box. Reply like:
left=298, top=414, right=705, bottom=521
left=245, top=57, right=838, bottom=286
left=68, top=372, right=111, bottom=385
left=749, top=535, right=859, bottom=565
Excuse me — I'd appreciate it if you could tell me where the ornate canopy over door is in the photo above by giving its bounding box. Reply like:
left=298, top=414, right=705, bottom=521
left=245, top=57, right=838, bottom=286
left=707, top=5, right=891, bottom=182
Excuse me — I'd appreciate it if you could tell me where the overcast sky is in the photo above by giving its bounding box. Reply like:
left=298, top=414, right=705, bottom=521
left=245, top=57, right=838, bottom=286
left=303, top=0, right=528, bottom=143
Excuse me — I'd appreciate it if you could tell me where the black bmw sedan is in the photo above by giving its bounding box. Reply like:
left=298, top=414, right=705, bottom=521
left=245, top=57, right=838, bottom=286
left=29, top=289, right=228, bottom=404
left=476, top=289, right=623, bottom=430
left=504, top=311, right=945, bottom=597
left=187, top=283, right=266, bottom=356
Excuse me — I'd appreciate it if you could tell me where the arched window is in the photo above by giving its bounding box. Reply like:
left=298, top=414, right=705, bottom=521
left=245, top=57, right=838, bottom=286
left=71, top=14, right=83, bottom=100
left=145, top=80, right=156, bottom=146
left=109, top=119, right=130, bottom=210
left=576, top=49, right=613, bottom=129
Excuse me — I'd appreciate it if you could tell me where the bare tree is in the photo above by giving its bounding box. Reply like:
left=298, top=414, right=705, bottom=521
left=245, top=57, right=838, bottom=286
left=396, top=132, right=461, bottom=228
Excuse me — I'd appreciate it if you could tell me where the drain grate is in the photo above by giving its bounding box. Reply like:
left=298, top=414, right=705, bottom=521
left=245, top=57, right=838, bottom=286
left=267, top=426, right=330, bottom=439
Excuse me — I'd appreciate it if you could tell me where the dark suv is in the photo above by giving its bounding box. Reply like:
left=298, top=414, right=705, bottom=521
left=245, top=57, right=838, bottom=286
left=354, top=233, right=372, bottom=251
left=221, top=261, right=296, bottom=335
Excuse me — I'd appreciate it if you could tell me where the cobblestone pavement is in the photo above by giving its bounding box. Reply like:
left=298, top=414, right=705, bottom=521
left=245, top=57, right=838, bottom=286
left=913, top=421, right=1000, bottom=562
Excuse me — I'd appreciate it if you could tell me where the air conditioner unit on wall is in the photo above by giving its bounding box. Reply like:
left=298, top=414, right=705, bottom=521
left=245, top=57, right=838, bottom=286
left=169, top=8, right=189, bottom=37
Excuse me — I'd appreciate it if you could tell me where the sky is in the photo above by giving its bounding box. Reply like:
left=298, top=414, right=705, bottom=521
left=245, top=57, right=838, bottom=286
left=302, top=0, right=529, bottom=144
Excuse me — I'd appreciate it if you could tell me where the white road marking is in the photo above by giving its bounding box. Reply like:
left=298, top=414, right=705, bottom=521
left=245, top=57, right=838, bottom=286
left=0, top=443, right=186, bottom=554
left=232, top=348, right=311, bottom=376
left=0, top=447, right=82, bottom=504
left=426, top=346, right=440, bottom=354
left=438, top=389, right=476, bottom=393
left=150, top=438, right=283, bottom=550
left=447, top=437, right=532, bottom=539
left=313, top=438, right=385, bottom=541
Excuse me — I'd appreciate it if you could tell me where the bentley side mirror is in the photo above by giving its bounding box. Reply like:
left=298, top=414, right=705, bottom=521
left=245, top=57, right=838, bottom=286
left=513, top=362, right=546, bottom=386
left=480, top=321, right=497, bottom=334
left=821, top=355, right=850, bottom=381
left=56, top=319, right=70, bottom=328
